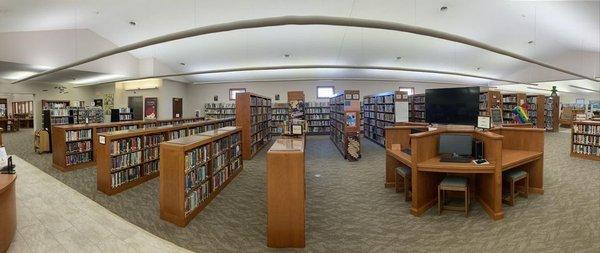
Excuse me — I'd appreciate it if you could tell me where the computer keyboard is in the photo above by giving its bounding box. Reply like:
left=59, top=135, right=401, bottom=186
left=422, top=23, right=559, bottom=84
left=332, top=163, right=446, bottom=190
left=402, top=148, right=412, bottom=155
left=439, top=154, right=472, bottom=163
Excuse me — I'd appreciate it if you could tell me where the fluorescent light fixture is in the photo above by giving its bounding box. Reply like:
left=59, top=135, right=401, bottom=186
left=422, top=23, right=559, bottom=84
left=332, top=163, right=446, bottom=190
left=527, top=87, right=552, bottom=92
left=70, top=74, right=124, bottom=85
left=568, top=85, right=599, bottom=93
left=2, top=71, right=38, bottom=80
left=124, top=86, right=158, bottom=91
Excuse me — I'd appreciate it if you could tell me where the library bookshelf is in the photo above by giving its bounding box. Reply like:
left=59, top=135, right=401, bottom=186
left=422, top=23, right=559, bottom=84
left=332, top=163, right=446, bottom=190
left=52, top=117, right=234, bottom=173
left=111, top=108, right=134, bottom=122
left=478, top=91, right=502, bottom=116
left=235, top=92, right=272, bottom=160
left=329, top=90, right=361, bottom=161
left=204, top=103, right=236, bottom=119
left=305, top=102, right=330, bottom=135
left=271, top=103, right=289, bottom=135
left=408, top=94, right=425, bottom=123
left=363, top=91, right=402, bottom=147
left=526, top=95, right=546, bottom=128
left=544, top=95, right=560, bottom=132
left=571, top=121, right=600, bottom=161
left=501, top=93, right=526, bottom=123
left=159, top=127, right=242, bottom=227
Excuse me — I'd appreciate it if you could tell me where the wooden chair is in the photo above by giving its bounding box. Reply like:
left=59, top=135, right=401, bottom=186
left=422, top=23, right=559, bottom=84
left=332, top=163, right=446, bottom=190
left=394, top=166, right=411, bottom=201
left=503, top=170, right=529, bottom=206
left=438, top=176, right=469, bottom=217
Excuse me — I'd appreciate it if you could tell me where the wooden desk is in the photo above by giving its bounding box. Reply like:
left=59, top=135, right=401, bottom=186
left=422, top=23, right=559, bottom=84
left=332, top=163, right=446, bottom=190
left=0, top=174, right=16, bottom=252
left=267, top=136, right=306, bottom=248
left=385, top=127, right=545, bottom=220
left=0, top=118, right=19, bottom=132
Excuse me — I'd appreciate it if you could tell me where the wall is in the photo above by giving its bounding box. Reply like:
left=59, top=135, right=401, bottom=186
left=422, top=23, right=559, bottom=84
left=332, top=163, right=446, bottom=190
left=185, top=80, right=468, bottom=116
left=114, top=79, right=190, bottom=120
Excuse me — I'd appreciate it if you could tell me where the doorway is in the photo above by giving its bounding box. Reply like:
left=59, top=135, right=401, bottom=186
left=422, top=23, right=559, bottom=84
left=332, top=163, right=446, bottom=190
left=173, top=98, right=183, bottom=118
left=127, top=96, right=143, bottom=120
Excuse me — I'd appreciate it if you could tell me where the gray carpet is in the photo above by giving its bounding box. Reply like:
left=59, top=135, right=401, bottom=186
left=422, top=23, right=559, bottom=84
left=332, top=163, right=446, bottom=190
left=3, top=129, right=599, bottom=252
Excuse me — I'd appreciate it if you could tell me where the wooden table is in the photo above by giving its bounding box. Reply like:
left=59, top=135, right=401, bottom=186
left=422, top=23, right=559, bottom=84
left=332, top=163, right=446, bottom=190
left=267, top=135, right=306, bottom=248
left=0, top=174, right=16, bottom=252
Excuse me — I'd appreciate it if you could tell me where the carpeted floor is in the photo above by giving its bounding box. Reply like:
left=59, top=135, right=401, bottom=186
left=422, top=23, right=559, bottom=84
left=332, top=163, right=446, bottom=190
left=3, top=129, right=599, bottom=252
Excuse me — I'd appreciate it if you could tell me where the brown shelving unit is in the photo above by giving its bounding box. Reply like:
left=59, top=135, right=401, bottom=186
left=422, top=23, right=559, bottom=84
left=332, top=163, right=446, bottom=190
left=501, top=93, right=526, bottom=123
left=571, top=121, right=600, bottom=161
left=51, top=125, right=94, bottom=171
left=526, top=95, right=546, bottom=128
left=305, top=102, right=330, bottom=135
left=408, top=94, right=425, bottom=123
left=235, top=92, right=272, bottom=160
left=544, top=95, right=560, bottom=132
left=204, top=103, right=236, bottom=119
left=159, top=127, right=242, bottom=227
left=329, top=90, right=361, bottom=161
left=478, top=91, right=502, bottom=117
left=363, top=91, right=405, bottom=147
left=270, top=103, right=289, bottom=135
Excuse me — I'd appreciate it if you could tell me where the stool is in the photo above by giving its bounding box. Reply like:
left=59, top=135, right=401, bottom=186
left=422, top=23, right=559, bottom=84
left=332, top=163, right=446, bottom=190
left=438, top=176, right=469, bottom=217
left=395, top=166, right=411, bottom=201
left=503, top=170, right=529, bottom=206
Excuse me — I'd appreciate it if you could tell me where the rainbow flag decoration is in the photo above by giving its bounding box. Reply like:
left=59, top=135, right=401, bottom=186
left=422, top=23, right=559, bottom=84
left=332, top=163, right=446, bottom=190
left=512, top=105, right=529, bottom=123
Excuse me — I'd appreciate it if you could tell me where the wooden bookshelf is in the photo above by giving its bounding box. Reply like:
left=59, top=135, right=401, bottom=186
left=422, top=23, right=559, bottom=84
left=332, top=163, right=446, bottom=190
left=235, top=92, right=272, bottom=160
left=52, top=117, right=234, bottom=172
left=571, top=121, right=600, bottom=161
left=329, top=90, right=361, bottom=161
left=363, top=91, right=405, bottom=147
left=526, top=95, right=546, bottom=128
left=111, top=108, right=134, bottom=122
left=408, top=94, right=425, bottom=123
left=560, top=106, right=584, bottom=128
left=271, top=103, right=289, bottom=135
left=544, top=95, right=560, bottom=132
left=305, top=102, right=330, bottom=135
left=204, top=102, right=236, bottom=119
left=501, top=93, right=526, bottom=123
left=159, top=127, right=242, bottom=227
left=478, top=91, right=502, bottom=116
left=51, top=125, right=94, bottom=171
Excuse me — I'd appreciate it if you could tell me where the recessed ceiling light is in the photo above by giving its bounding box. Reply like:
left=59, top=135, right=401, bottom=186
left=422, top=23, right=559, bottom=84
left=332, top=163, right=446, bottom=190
left=528, top=40, right=534, bottom=44
left=284, top=54, right=291, bottom=58
left=179, top=62, right=186, bottom=66
left=129, top=21, right=137, bottom=26
left=440, top=6, right=448, bottom=12
left=94, top=11, right=100, bottom=15
left=396, top=56, right=402, bottom=60
left=475, top=67, right=481, bottom=71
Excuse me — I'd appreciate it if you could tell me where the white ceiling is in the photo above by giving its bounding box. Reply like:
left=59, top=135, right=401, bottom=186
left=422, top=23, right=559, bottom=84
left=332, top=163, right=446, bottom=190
left=0, top=0, right=598, bottom=86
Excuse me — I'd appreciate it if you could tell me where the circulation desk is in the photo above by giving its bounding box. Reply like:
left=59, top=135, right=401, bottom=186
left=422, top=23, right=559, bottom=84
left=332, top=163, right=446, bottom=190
left=385, top=126, right=544, bottom=220
left=0, top=174, right=16, bottom=252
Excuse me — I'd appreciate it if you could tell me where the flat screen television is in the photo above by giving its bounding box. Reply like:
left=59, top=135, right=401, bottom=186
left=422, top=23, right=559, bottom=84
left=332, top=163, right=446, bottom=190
left=425, top=87, right=480, bottom=125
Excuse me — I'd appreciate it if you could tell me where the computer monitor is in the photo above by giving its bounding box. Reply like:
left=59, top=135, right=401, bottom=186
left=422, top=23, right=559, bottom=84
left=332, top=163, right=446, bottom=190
left=438, top=134, right=473, bottom=156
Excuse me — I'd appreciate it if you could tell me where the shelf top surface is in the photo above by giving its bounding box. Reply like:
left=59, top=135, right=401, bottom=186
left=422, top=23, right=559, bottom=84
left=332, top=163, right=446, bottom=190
left=268, top=136, right=305, bottom=152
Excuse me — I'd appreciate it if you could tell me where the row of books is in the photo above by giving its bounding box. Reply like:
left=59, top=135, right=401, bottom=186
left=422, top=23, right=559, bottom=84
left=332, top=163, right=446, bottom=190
left=572, top=144, right=600, bottom=156
left=111, top=166, right=141, bottom=188
left=205, top=109, right=235, bottom=115
left=144, top=160, right=159, bottom=175
left=48, top=108, right=70, bottom=116
left=65, top=129, right=92, bottom=141
left=71, top=107, right=104, bottom=124
left=185, top=181, right=210, bottom=214
left=306, top=102, right=329, bottom=107
left=145, top=134, right=164, bottom=147
left=231, top=157, right=242, bottom=173
left=185, top=164, right=207, bottom=194
left=43, top=101, right=69, bottom=109
left=251, top=106, right=270, bottom=115
left=213, top=153, right=227, bottom=173
left=143, top=147, right=159, bottom=161
left=309, top=120, right=329, bottom=127
left=231, top=144, right=241, bottom=158
left=503, top=96, right=518, bottom=103
left=573, top=135, right=600, bottom=146
left=272, top=115, right=288, bottom=121
left=213, top=137, right=229, bottom=156
left=121, top=125, right=137, bottom=130
left=364, top=95, right=394, bottom=104
left=66, top=152, right=92, bottom=166
left=97, top=126, right=117, bottom=133
left=185, top=145, right=209, bottom=171
left=119, top=114, right=133, bottom=121
left=410, top=96, right=425, bottom=103
left=110, top=137, right=142, bottom=155
left=272, top=108, right=288, bottom=115
left=251, top=114, right=269, bottom=124
left=250, top=97, right=271, bottom=107
left=111, top=151, right=142, bottom=172
left=306, top=114, right=329, bottom=120
left=251, top=135, right=270, bottom=155
left=251, top=121, right=269, bottom=135
left=212, top=166, right=230, bottom=190
left=66, top=140, right=92, bottom=154
left=307, top=126, right=330, bottom=133
left=50, top=117, right=70, bottom=125
left=573, top=124, right=600, bottom=135
left=306, top=108, right=330, bottom=114
left=205, top=103, right=235, bottom=109
left=376, top=112, right=395, bottom=122
left=117, top=108, right=132, bottom=113
left=168, top=129, right=187, bottom=140
left=230, top=133, right=241, bottom=145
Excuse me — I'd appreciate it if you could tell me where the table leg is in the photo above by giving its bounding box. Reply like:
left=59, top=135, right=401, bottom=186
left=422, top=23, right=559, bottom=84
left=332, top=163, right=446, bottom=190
left=385, top=154, right=400, bottom=188
left=411, top=170, right=443, bottom=216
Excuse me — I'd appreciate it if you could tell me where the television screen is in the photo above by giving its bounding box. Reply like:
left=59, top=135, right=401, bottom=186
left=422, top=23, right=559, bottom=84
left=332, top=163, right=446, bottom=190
left=425, top=87, right=480, bottom=125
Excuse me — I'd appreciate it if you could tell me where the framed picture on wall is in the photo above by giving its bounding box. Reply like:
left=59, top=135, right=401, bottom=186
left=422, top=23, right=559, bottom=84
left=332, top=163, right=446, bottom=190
left=144, top=97, right=158, bottom=119
left=93, top=99, right=103, bottom=108
left=103, top=94, right=114, bottom=115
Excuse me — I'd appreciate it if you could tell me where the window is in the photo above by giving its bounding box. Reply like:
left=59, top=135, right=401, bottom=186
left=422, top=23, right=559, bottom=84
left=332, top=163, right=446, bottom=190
left=229, top=88, right=246, bottom=100
left=399, top=87, right=415, bottom=96
left=317, top=86, right=335, bottom=99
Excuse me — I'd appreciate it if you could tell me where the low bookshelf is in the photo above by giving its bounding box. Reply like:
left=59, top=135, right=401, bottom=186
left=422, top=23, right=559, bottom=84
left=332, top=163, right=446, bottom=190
left=305, top=102, right=330, bottom=135
left=235, top=92, right=272, bottom=159
left=526, top=95, right=546, bottom=128
left=51, top=126, right=94, bottom=171
left=160, top=126, right=242, bottom=227
left=363, top=91, right=402, bottom=147
left=501, top=93, right=526, bottom=123
left=271, top=103, right=289, bottom=135
left=544, top=95, right=560, bottom=132
left=204, top=103, right=236, bottom=119
left=479, top=91, right=502, bottom=116
left=330, top=90, right=361, bottom=161
left=571, top=121, right=600, bottom=161
left=408, top=94, right=425, bottom=123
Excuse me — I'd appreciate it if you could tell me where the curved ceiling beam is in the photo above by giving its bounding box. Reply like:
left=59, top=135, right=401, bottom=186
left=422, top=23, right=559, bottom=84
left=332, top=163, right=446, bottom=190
left=13, top=15, right=597, bottom=84
left=95, top=65, right=537, bottom=86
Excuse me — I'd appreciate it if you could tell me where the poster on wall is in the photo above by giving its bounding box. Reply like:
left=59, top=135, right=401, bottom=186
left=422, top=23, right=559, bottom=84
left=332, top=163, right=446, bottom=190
left=103, top=94, right=114, bottom=115
left=144, top=97, right=158, bottom=119
left=93, top=99, right=103, bottom=108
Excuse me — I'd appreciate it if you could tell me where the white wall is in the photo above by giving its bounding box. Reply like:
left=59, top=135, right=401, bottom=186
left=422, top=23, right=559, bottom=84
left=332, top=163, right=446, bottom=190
left=185, top=80, right=468, bottom=116
left=114, top=79, right=190, bottom=120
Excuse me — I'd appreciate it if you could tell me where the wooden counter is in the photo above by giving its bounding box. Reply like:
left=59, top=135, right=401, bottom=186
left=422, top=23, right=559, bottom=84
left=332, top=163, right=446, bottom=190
left=267, top=136, right=306, bottom=248
left=0, top=174, right=16, bottom=252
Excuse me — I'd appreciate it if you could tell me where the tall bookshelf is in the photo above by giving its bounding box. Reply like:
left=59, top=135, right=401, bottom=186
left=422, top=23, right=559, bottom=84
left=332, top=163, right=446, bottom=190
left=526, top=95, right=546, bottom=128
left=571, top=121, right=600, bottom=161
left=363, top=92, right=400, bottom=147
left=305, top=102, right=330, bottom=135
left=329, top=90, right=361, bottom=161
left=204, top=103, right=236, bottom=119
left=159, top=127, right=242, bottom=227
left=70, top=106, right=104, bottom=124
left=271, top=103, right=289, bottom=135
left=111, top=108, right=134, bottom=122
left=544, top=95, right=560, bottom=132
left=408, top=94, right=426, bottom=123
left=42, top=101, right=71, bottom=152
left=501, top=93, right=526, bottom=123
left=235, top=92, right=272, bottom=159
left=479, top=91, right=502, bottom=116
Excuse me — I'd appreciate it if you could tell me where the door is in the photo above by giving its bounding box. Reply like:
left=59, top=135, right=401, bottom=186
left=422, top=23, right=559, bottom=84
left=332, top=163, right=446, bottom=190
left=127, top=96, right=143, bottom=120
left=173, top=98, right=183, bottom=118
